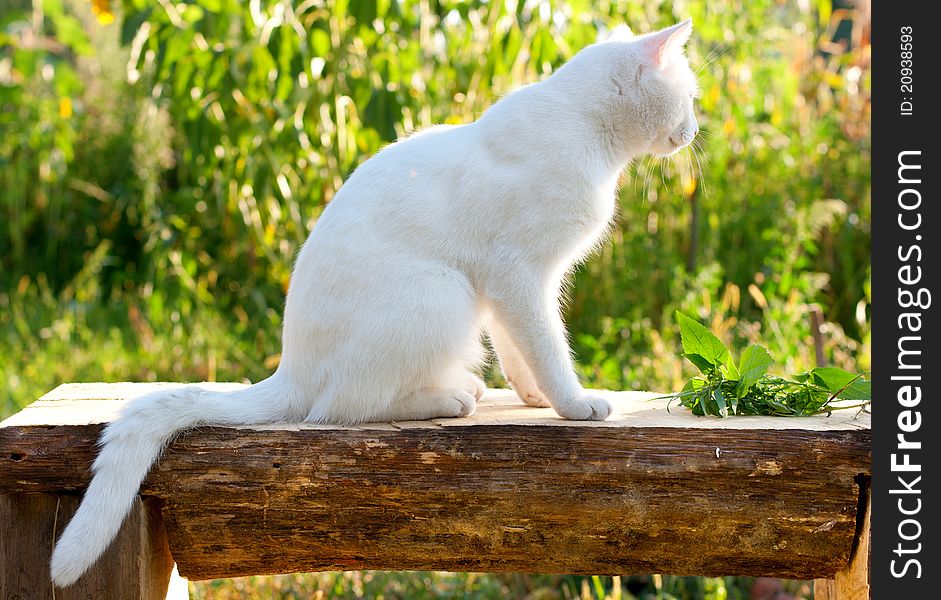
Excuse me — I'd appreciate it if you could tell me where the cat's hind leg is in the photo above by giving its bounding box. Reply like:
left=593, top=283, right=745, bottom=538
left=376, top=386, right=478, bottom=421
left=302, top=261, right=485, bottom=424
left=460, top=370, right=487, bottom=401
left=376, top=362, right=486, bottom=421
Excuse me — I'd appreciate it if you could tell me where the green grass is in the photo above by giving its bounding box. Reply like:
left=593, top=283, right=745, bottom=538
left=188, top=572, right=812, bottom=600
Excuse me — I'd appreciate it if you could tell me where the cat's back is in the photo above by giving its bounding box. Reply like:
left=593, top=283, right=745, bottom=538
left=310, top=121, right=483, bottom=231
left=343, top=123, right=474, bottom=194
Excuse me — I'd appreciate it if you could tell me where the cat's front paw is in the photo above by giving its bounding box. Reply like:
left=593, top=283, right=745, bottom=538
left=555, top=394, right=613, bottom=421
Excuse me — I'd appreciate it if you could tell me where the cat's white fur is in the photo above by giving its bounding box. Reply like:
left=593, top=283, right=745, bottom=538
left=51, top=20, right=698, bottom=586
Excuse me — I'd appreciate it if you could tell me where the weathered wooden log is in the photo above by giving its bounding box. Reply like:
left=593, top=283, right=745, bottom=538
left=814, top=479, right=871, bottom=600
left=1, top=383, right=871, bottom=585
left=0, top=493, right=186, bottom=599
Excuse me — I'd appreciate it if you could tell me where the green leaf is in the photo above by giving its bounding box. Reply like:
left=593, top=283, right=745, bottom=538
left=714, top=387, right=728, bottom=417
left=675, top=311, right=730, bottom=370
left=807, top=367, right=861, bottom=393
left=200, top=0, right=225, bottom=13
left=683, top=378, right=707, bottom=393
left=683, top=353, right=716, bottom=373
left=727, top=389, right=739, bottom=414
left=311, top=29, right=331, bottom=57
left=49, top=13, right=92, bottom=56
left=182, top=4, right=205, bottom=23
left=700, top=388, right=717, bottom=416
left=736, top=344, right=774, bottom=398
left=722, top=354, right=740, bottom=380
left=836, top=378, right=871, bottom=401
left=351, top=0, right=378, bottom=25
left=121, top=7, right=153, bottom=46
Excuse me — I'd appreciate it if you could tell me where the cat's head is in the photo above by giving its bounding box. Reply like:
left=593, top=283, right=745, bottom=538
left=559, top=19, right=699, bottom=159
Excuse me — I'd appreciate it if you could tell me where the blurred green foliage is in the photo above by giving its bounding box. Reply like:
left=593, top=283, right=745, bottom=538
left=188, top=571, right=812, bottom=600
left=1, top=1, right=868, bottom=595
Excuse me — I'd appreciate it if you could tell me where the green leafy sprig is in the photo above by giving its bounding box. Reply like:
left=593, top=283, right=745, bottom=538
left=663, top=311, right=871, bottom=417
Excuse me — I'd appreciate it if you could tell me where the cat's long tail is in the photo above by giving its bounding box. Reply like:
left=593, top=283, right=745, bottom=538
left=49, top=375, right=292, bottom=587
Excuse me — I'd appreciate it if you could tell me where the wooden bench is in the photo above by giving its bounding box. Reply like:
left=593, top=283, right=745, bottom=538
left=1, top=383, right=871, bottom=599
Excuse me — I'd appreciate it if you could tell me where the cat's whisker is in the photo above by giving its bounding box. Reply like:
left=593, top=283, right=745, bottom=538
left=695, top=45, right=721, bottom=71
left=695, top=46, right=730, bottom=77
left=695, top=54, right=716, bottom=78
left=648, top=157, right=659, bottom=202
left=694, top=138, right=712, bottom=166
left=630, top=161, right=639, bottom=196
left=694, top=48, right=729, bottom=93
left=632, top=156, right=648, bottom=201
left=684, top=148, right=694, bottom=192
left=690, top=140, right=710, bottom=199
left=647, top=156, right=657, bottom=200
left=642, top=156, right=651, bottom=194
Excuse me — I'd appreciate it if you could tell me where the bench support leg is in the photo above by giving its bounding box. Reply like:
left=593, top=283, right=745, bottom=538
left=0, top=493, right=188, bottom=600
left=814, top=480, right=871, bottom=600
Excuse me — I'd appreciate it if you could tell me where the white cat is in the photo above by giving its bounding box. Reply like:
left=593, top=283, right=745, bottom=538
left=50, top=19, right=698, bottom=586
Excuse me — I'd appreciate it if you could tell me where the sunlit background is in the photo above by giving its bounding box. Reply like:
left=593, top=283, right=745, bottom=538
left=1, top=0, right=870, bottom=598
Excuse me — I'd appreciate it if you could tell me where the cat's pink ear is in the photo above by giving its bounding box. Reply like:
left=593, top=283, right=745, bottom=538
left=640, top=19, right=693, bottom=69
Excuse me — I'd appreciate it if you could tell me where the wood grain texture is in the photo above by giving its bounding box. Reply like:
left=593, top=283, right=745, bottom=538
left=0, top=494, right=182, bottom=599
left=1, top=383, right=872, bottom=581
left=814, top=479, right=871, bottom=600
